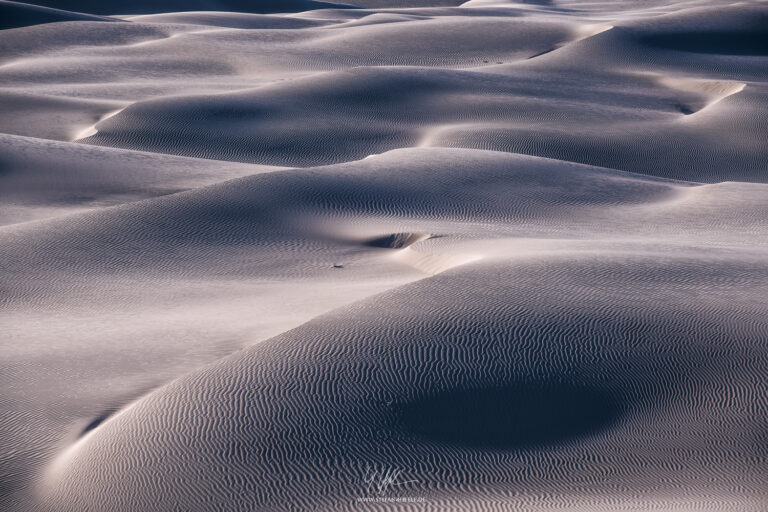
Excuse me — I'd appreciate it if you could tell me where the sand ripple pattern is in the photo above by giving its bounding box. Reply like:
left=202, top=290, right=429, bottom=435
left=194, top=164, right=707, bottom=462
left=1, top=0, right=768, bottom=511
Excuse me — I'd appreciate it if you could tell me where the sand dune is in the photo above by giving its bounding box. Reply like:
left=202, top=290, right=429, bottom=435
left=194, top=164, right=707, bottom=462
left=1, top=0, right=767, bottom=511
left=40, top=254, right=768, bottom=511
left=0, top=0, right=114, bottom=30
left=24, top=0, right=359, bottom=15
left=0, top=132, right=281, bottom=224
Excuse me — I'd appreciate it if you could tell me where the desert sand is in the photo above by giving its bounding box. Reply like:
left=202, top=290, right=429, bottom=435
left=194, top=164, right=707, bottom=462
left=1, top=0, right=767, bottom=510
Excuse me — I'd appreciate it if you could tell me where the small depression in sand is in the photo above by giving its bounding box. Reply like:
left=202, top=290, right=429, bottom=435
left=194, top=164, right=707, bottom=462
left=364, top=232, right=429, bottom=249
left=78, top=410, right=116, bottom=438
left=398, top=383, right=623, bottom=450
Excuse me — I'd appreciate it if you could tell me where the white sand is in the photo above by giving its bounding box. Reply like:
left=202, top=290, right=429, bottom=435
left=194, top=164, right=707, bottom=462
left=1, top=0, right=767, bottom=510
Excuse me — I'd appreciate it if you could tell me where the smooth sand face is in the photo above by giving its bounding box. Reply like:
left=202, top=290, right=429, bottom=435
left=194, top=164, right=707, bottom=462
left=1, top=1, right=767, bottom=511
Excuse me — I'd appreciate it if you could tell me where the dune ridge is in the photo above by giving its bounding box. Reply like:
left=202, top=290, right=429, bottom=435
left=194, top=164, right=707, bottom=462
left=0, top=0, right=115, bottom=30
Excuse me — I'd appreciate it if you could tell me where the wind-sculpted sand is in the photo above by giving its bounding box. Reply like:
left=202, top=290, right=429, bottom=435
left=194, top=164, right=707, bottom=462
left=1, top=0, right=767, bottom=511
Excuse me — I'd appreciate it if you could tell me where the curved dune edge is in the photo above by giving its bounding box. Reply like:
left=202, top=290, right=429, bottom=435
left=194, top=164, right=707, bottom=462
left=37, top=250, right=768, bottom=511
left=651, top=75, right=746, bottom=113
left=0, top=0, right=116, bottom=30
left=71, top=107, right=127, bottom=141
left=39, top=246, right=485, bottom=483
left=393, top=246, right=482, bottom=275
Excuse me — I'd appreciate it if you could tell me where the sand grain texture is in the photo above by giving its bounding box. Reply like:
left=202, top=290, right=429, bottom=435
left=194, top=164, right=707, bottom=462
left=1, top=0, right=767, bottom=511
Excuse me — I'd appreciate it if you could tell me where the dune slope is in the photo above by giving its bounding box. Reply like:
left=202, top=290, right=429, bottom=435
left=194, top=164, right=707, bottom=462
left=1, top=0, right=767, bottom=511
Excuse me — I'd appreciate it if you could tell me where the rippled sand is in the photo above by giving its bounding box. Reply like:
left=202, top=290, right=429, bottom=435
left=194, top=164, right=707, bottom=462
left=2, top=0, right=767, bottom=510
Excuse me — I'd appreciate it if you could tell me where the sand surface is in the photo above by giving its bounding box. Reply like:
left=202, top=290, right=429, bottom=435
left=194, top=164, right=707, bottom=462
left=1, top=0, right=767, bottom=510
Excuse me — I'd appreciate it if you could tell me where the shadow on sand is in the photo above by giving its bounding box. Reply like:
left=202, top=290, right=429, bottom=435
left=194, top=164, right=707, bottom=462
left=398, top=382, right=623, bottom=449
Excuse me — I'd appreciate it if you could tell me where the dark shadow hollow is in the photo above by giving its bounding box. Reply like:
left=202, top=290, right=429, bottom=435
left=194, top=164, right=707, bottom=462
left=639, top=30, right=768, bottom=56
left=365, top=232, right=424, bottom=249
left=397, top=383, right=623, bottom=449
left=79, top=409, right=116, bottom=437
